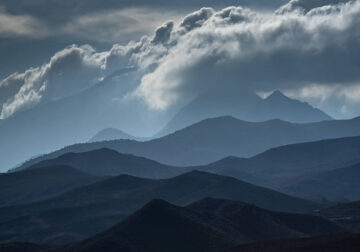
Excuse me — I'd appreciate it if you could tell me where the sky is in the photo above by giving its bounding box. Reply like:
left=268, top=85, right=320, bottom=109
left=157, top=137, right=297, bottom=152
left=1, top=0, right=360, bottom=121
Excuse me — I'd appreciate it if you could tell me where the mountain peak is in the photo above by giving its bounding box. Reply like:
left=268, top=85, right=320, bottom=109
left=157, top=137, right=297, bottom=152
left=266, top=90, right=288, bottom=100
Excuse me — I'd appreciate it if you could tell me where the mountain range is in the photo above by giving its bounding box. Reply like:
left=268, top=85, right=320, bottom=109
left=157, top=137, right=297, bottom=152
left=0, top=166, right=103, bottom=207
left=14, top=135, right=360, bottom=201
left=0, top=198, right=345, bottom=252
left=281, top=162, right=360, bottom=201
left=26, top=148, right=186, bottom=178
left=16, top=116, right=360, bottom=169
left=157, top=90, right=332, bottom=137
left=0, top=171, right=318, bottom=245
left=0, top=88, right=333, bottom=171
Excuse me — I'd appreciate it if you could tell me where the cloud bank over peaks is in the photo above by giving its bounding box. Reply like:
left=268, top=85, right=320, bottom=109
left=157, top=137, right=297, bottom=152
left=1, top=0, right=360, bottom=119
left=133, top=0, right=360, bottom=115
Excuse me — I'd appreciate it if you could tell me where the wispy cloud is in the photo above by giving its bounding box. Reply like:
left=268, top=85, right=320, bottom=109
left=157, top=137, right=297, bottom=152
left=0, top=6, right=47, bottom=38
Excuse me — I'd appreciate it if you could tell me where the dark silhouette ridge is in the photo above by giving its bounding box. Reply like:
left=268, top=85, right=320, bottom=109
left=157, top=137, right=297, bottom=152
left=0, top=198, right=344, bottom=252
left=195, top=135, right=360, bottom=189
left=281, top=162, right=360, bottom=201
left=0, top=171, right=318, bottom=245
left=224, top=233, right=360, bottom=252
left=26, top=148, right=188, bottom=178
left=319, top=200, right=360, bottom=232
left=0, top=165, right=103, bottom=207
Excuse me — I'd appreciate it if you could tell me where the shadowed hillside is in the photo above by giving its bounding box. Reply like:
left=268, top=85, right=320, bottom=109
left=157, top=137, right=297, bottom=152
left=0, top=172, right=319, bottom=245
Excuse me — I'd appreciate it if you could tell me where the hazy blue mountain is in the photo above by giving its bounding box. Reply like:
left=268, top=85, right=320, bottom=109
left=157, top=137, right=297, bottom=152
left=0, top=171, right=318, bottom=244
left=0, top=166, right=103, bottom=207
left=155, top=90, right=262, bottom=137
left=27, top=148, right=188, bottom=178
left=250, top=90, right=332, bottom=123
left=224, top=233, right=360, bottom=252
left=319, top=201, right=360, bottom=233
left=17, top=116, right=360, bottom=168
left=157, top=90, right=332, bottom=137
left=0, top=68, right=170, bottom=172
left=281, top=163, right=360, bottom=201
left=89, top=128, right=137, bottom=142
left=57, top=198, right=342, bottom=252
left=201, top=136, right=360, bottom=187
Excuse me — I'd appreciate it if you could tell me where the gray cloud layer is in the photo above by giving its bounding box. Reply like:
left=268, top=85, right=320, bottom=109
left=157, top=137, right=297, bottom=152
left=1, top=0, right=360, bottom=119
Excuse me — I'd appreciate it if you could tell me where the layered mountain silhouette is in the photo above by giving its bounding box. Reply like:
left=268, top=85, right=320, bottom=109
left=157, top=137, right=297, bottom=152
left=199, top=136, right=360, bottom=187
left=17, top=116, right=360, bottom=168
left=0, top=166, right=102, bottom=207
left=26, top=148, right=187, bottom=178
left=0, top=171, right=318, bottom=244
left=0, top=198, right=344, bottom=252
left=157, top=90, right=332, bottom=136
left=224, top=233, right=360, bottom=252
left=58, top=198, right=341, bottom=252
left=0, top=68, right=170, bottom=171
left=89, top=128, right=137, bottom=142
left=281, top=162, right=360, bottom=201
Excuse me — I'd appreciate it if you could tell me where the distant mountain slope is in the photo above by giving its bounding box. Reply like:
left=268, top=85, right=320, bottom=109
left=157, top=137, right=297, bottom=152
left=157, top=90, right=332, bottom=137
left=250, top=90, right=332, bottom=123
left=0, top=171, right=319, bottom=245
left=28, top=148, right=187, bottom=178
left=155, top=90, right=262, bottom=137
left=319, top=201, right=360, bottom=233
left=0, top=68, right=169, bottom=172
left=224, top=233, right=360, bottom=252
left=281, top=163, right=360, bottom=201
left=196, top=136, right=360, bottom=187
left=89, top=128, right=136, bottom=142
left=16, top=116, right=360, bottom=168
left=0, top=166, right=102, bottom=207
left=58, top=198, right=342, bottom=252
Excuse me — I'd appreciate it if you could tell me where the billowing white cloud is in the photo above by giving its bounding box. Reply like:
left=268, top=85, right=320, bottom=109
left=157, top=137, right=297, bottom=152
left=1, top=0, right=360, bottom=119
left=0, top=45, right=109, bottom=118
left=133, top=0, right=360, bottom=113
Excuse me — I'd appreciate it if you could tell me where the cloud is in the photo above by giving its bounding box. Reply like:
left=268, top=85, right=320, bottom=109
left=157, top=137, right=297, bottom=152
left=1, top=0, right=360, bottom=119
left=276, top=0, right=351, bottom=14
left=0, top=6, right=46, bottom=38
left=61, top=8, right=183, bottom=43
left=132, top=0, right=360, bottom=113
left=0, top=45, right=110, bottom=118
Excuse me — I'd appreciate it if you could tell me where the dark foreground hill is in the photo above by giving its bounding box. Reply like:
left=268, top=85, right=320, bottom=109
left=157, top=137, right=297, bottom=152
left=27, top=148, right=187, bottom=178
left=0, top=166, right=103, bottom=207
left=319, top=201, right=360, bottom=232
left=224, top=233, right=360, bottom=252
left=15, top=116, right=360, bottom=168
left=0, top=198, right=344, bottom=252
left=0, top=172, right=318, bottom=245
left=58, top=199, right=342, bottom=252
